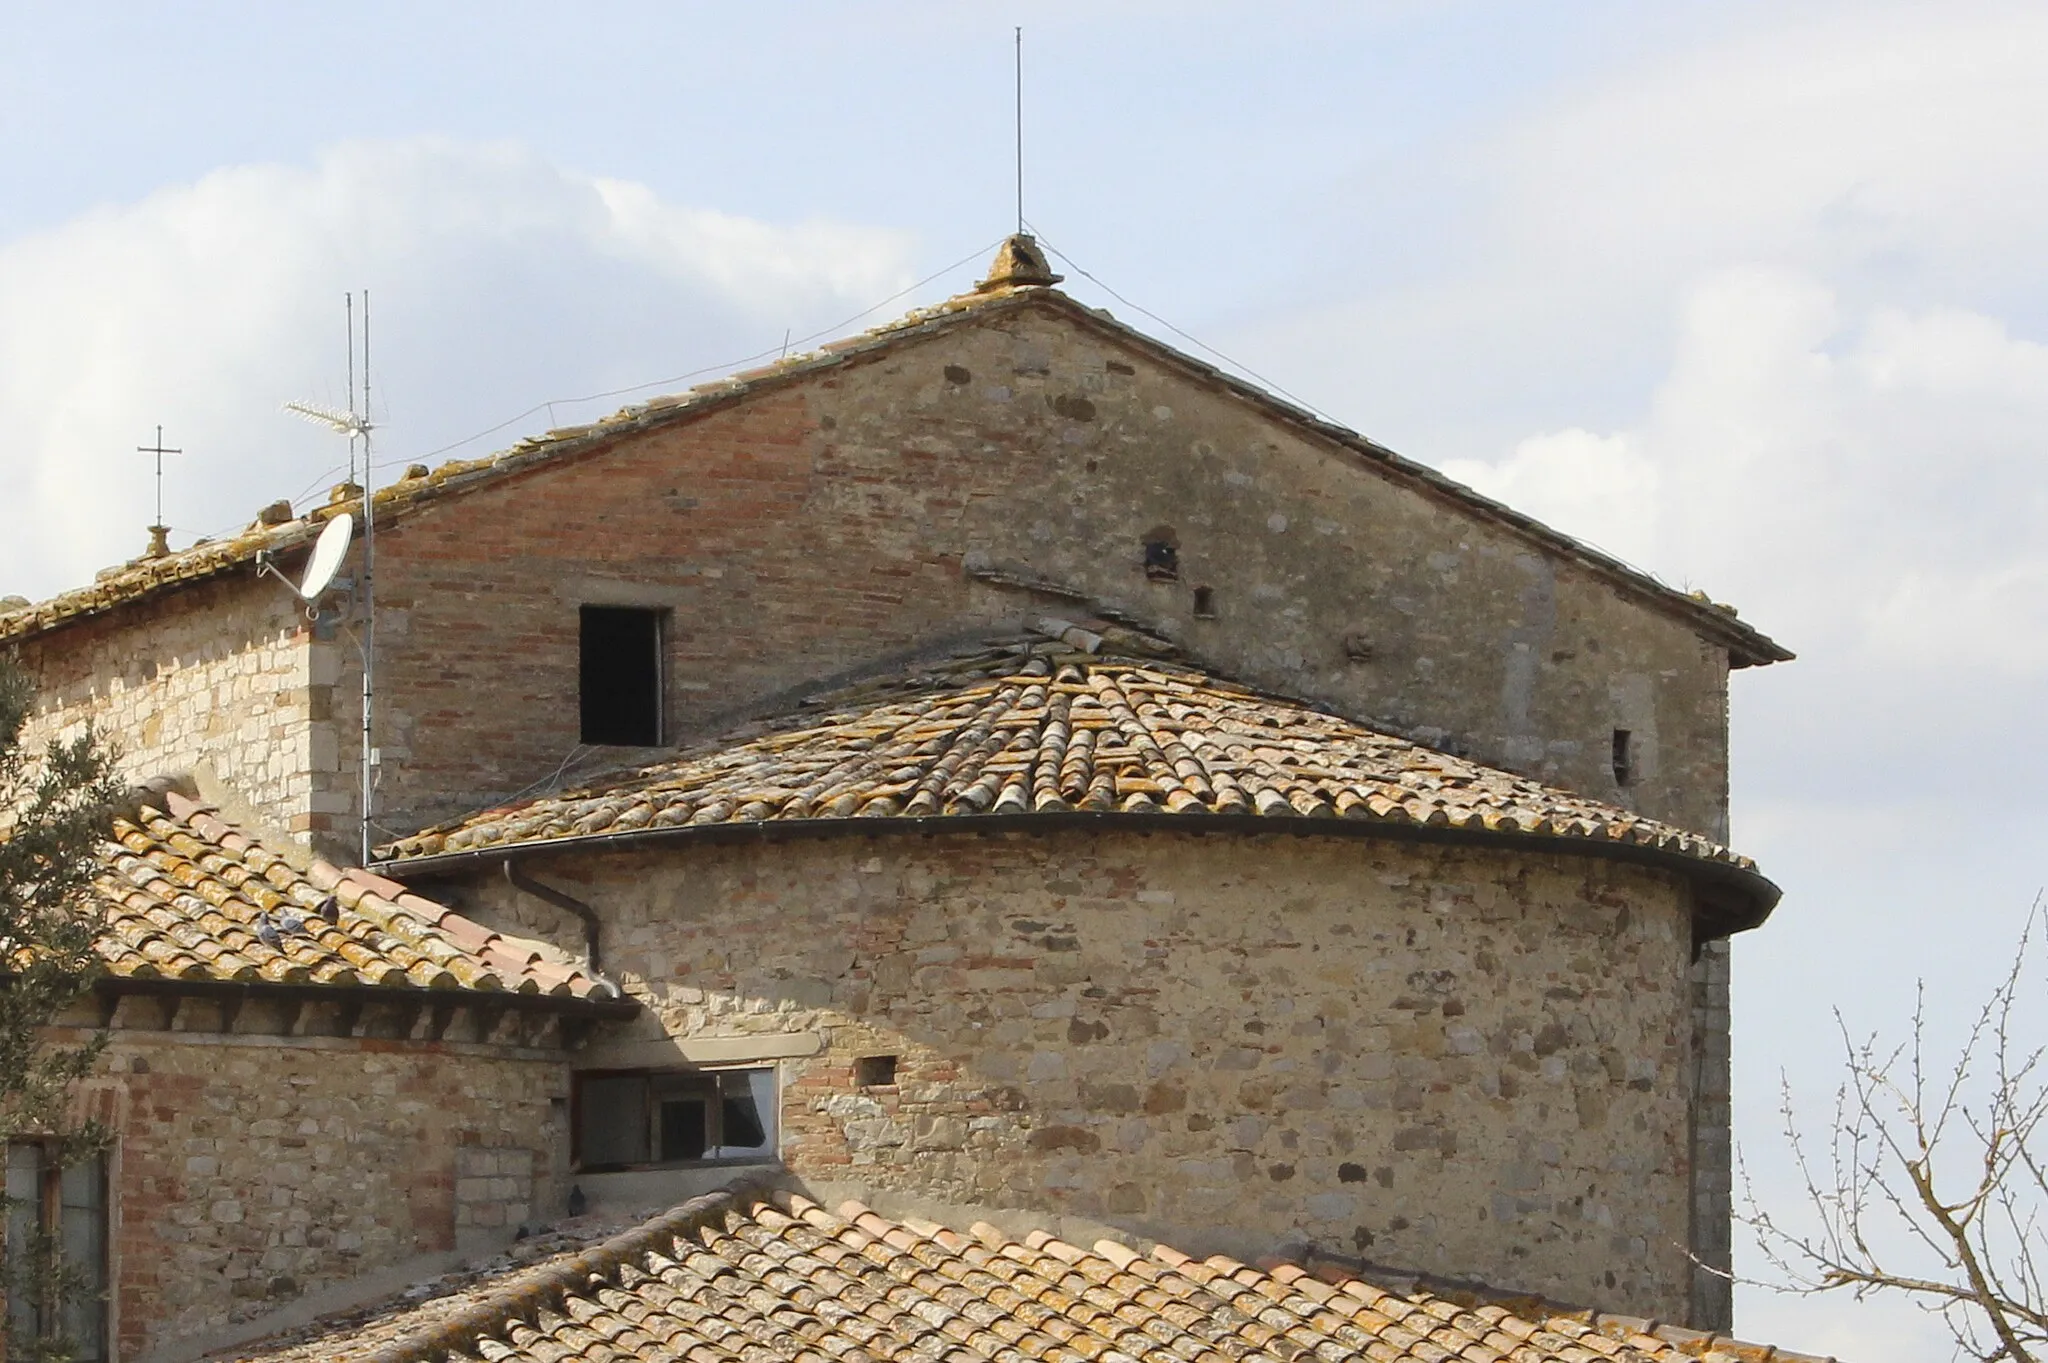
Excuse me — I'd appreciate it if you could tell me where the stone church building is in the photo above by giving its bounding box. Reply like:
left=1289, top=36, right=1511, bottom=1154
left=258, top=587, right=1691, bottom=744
left=1, top=238, right=1806, bottom=1363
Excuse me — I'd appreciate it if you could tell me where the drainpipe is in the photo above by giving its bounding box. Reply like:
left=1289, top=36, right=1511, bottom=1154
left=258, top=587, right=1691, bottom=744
left=501, top=860, right=603, bottom=973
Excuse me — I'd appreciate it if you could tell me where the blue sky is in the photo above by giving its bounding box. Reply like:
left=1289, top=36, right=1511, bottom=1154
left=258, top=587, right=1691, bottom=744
left=4, top=5, right=2045, bottom=1356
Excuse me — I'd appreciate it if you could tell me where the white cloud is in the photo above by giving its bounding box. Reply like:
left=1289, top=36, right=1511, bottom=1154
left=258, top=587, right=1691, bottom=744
left=1236, top=3, right=2048, bottom=472
left=0, top=138, right=915, bottom=603
left=1444, top=266, right=2048, bottom=683
left=1442, top=428, right=1660, bottom=570
left=1487, top=6, right=2048, bottom=280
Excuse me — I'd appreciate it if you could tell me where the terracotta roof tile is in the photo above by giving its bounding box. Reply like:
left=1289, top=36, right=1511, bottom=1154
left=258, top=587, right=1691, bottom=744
left=218, top=1184, right=1837, bottom=1363
left=381, top=625, right=1766, bottom=900
left=94, top=791, right=619, bottom=1002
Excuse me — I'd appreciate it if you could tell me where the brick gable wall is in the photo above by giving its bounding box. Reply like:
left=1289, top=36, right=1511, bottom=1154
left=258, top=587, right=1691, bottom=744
left=340, top=309, right=1730, bottom=851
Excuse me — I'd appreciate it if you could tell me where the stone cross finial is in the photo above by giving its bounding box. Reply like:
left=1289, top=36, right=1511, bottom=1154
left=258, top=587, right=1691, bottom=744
left=977, top=234, right=1063, bottom=292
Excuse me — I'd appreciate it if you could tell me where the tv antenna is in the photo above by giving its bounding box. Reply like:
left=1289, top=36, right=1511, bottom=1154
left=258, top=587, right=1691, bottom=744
left=281, top=291, right=379, bottom=865
left=1014, top=26, right=1025, bottom=234
left=136, top=425, right=182, bottom=558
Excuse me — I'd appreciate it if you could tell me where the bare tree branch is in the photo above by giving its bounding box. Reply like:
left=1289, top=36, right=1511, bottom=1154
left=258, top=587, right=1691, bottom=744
left=1741, top=895, right=2048, bottom=1363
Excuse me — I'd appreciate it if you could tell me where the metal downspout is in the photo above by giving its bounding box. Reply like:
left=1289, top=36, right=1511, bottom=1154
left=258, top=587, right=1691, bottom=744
left=501, top=860, right=603, bottom=973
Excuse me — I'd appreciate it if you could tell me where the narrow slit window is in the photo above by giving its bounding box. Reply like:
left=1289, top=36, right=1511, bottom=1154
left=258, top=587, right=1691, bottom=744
left=1612, top=729, right=1635, bottom=787
left=1192, top=586, right=1216, bottom=619
left=579, top=606, right=664, bottom=746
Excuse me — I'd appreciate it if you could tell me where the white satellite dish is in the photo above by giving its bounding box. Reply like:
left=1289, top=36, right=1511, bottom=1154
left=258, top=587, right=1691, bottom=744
left=298, top=513, right=354, bottom=599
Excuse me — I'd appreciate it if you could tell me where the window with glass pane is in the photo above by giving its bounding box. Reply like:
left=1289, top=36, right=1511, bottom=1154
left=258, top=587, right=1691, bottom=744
left=574, top=1068, right=776, bottom=1171
left=4, top=1143, right=107, bottom=1363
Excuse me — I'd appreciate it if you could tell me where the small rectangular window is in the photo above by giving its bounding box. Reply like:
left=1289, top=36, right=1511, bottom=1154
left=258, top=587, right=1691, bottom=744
left=855, top=1055, right=898, bottom=1087
left=5, top=1143, right=107, bottom=1363
left=1612, top=729, right=1635, bottom=787
left=573, top=1068, right=776, bottom=1172
left=579, top=606, right=664, bottom=746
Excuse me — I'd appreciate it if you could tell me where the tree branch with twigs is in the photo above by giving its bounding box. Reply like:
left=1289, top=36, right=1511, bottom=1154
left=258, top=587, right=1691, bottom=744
left=1739, top=897, right=2048, bottom=1362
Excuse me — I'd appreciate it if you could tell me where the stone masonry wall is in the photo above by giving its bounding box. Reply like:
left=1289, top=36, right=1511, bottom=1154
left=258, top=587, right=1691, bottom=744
left=449, top=829, right=1708, bottom=1323
left=1689, top=938, right=1734, bottom=1328
left=13, top=576, right=318, bottom=843
left=367, top=304, right=1735, bottom=841
left=77, top=1029, right=564, bottom=1362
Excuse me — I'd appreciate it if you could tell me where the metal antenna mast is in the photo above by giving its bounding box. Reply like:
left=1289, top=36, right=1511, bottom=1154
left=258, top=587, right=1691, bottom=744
left=346, top=295, right=358, bottom=487
left=1014, top=26, right=1024, bottom=234
left=358, top=291, right=376, bottom=868
left=283, top=292, right=378, bottom=864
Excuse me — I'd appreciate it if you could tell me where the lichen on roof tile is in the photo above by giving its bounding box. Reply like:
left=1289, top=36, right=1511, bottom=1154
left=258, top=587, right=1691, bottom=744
left=91, top=790, right=618, bottom=1001
left=217, top=1186, right=1820, bottom=1363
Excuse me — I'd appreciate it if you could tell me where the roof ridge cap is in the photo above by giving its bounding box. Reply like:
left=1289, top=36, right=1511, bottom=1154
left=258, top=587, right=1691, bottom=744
left=364, top=1177, right=773, bottom=1363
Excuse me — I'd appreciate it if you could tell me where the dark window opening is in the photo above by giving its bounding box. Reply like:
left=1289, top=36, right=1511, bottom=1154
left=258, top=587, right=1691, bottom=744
left=5, top=1143, right=107, bottom=1363
left=855, top=1055, right=898, bottom=1087
left=1612, top=729, right=1635, bottom=787
left=1191, top=586, right=1216, bottom=619
left=1143, top=526, right=1180, bottom=582
left=572, top=1068, right=775, bottom=1172
left=579, top=606, right=664, bottom=746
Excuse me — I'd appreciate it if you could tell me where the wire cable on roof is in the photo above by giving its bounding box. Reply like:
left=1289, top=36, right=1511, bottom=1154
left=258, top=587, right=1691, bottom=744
left=1025, top=224, right=1342, bottom=427
left=393, top=235, right=1009, bottom=472
left=191, top=238, right=1009, bottom=546
left=1022, top=229, right=1705, bottom=598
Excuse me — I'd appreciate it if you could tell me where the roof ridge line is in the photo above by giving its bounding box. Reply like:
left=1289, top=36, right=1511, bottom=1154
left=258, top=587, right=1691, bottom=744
left=3, top=283, right=1787, bottom=667
left=1015, top=289, right=1791, bottom=668
left=363, top=1177, right=776, bottom=1363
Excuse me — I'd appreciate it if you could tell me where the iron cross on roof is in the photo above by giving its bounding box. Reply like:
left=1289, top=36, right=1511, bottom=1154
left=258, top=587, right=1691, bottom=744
left=137, top=424, right=182, bottom=558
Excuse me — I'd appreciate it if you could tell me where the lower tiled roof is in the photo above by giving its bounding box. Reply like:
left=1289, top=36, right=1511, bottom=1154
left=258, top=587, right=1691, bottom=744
left=223, top=1182, right=1835, bottom=1363
left=383, top=623, right=1759, bottom=885
left=96, top=789, right=617, bottom=1000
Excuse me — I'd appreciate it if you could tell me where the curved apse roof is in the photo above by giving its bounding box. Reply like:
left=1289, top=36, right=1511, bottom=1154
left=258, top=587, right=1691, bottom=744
left=380, top=623, right=1776, bottom=932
